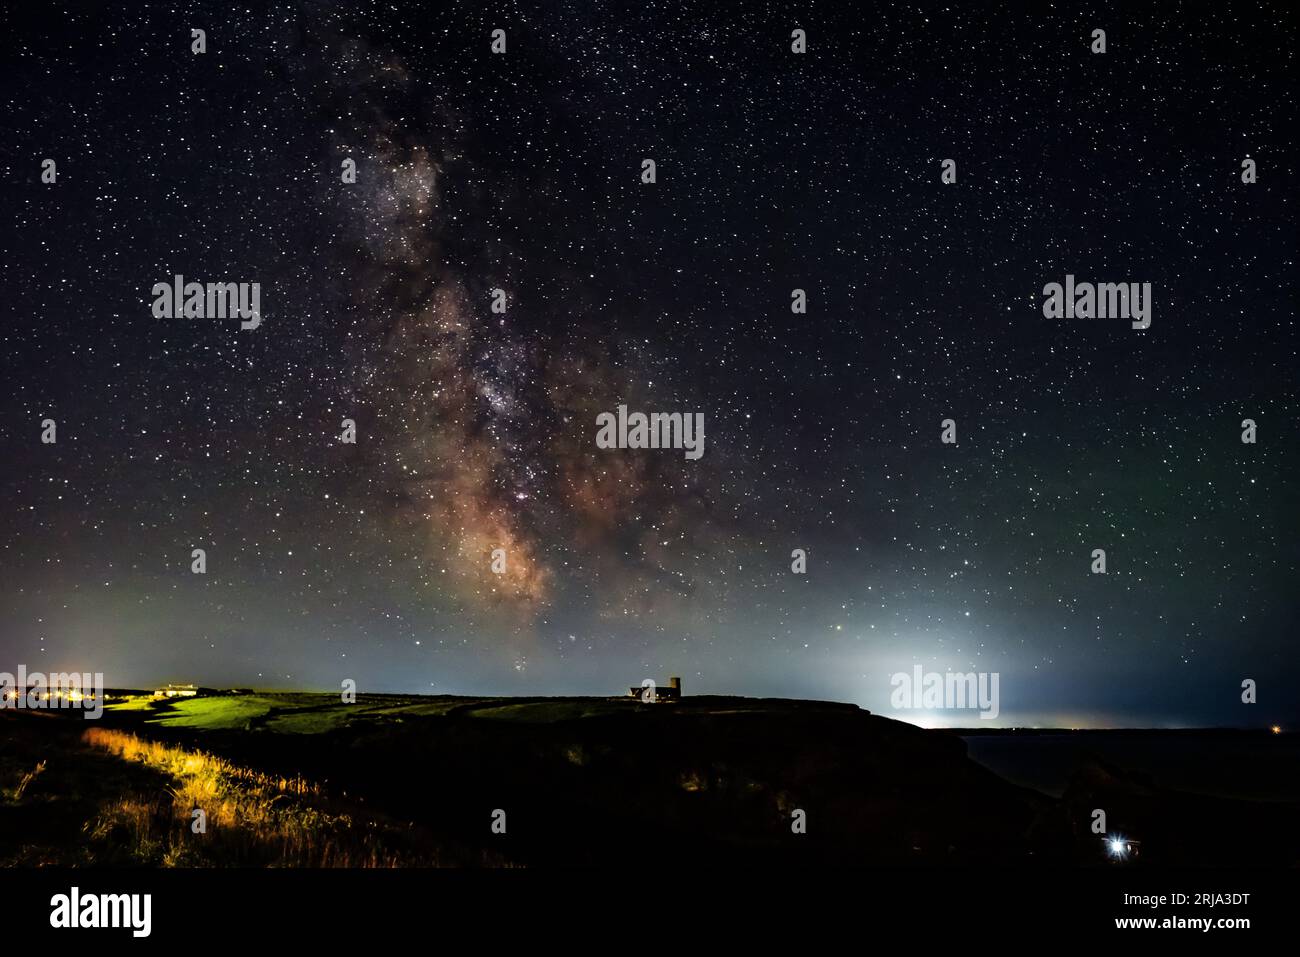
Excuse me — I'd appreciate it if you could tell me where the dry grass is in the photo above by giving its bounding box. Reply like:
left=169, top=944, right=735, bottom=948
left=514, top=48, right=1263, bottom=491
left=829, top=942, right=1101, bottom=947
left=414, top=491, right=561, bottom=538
left=81, top=727, right=432, bottom=867
left=12, top=760, right=46, bottom=800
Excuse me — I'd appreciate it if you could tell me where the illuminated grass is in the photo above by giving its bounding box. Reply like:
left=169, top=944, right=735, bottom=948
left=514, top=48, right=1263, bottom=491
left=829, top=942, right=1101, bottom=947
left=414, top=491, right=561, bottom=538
left=145, top=696, right=277, bottom=729
left=103, top=695, right=161, bottom=713
left=81, top=727, right=437, bottom=866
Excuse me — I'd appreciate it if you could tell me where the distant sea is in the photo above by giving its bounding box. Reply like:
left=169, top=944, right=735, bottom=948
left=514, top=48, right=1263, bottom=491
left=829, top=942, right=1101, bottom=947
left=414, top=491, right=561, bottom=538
left=960, top=731, right=1300, bottom=801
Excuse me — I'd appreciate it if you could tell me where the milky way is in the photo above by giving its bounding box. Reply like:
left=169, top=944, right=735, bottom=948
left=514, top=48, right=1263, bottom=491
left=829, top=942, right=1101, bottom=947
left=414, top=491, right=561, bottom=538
left=315, top=30, right=745, bottom=631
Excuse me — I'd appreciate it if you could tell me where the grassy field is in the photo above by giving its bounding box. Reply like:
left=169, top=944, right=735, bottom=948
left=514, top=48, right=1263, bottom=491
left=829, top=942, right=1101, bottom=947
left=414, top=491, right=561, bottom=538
left=108, top=691, right=852, bottom=732
left=14, top=691, right=1048, bottom=867
left=0, top=709, right=495, bottom=866
left=107, top=692, right=495, bottom=733
left=11, top=691, right=1295, bottom=867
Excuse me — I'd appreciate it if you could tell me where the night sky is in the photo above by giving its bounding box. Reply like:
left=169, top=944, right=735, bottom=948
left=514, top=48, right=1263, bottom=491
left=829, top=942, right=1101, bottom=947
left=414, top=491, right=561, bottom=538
left=2, top=1, right=1296, bottom=727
